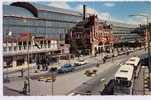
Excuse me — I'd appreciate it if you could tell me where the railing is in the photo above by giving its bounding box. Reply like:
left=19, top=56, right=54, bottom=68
left=3, top=46, right=58, bottom=56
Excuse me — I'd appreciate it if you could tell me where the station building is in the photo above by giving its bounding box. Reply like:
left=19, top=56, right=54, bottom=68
left=65, top=5, right=145, bottom=56
left=3, top=2, right=82, bottom=70
left=110, top=22, right=145, bottom=44
left=66, top=15, right=112, bottom=56
left=3, top=2, right=145, bottom=70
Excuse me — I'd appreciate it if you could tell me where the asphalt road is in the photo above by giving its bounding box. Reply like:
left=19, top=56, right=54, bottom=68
left=66, top=49, right=147, bottom=95
left=4, top=52, right=127, bottom=82
left=3, top=54, right=130, bottom=95
left=68, top=61, right=121, bottom=95
left=3, top=49, right=146, bottom=96
left=3, top=86, right=24, bottom=96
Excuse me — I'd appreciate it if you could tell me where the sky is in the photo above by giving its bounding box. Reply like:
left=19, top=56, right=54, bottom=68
left=3, top=1, right=151, bottom=25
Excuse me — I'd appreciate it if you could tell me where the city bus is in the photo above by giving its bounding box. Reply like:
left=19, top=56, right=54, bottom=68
left=125, top=56, right=141, bottom=78
left=114, top=64, right=134, bottom=95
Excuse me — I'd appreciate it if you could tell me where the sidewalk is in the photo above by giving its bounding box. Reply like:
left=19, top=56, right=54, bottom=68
left=3, top=53, right=124, bottom=96
left=4, top=53, right=110, bottom=80
left=143, top=66, right=151, bottom=95
left=3, top=49, right=147, bottom=96
left=4, top=53, right=108, bottom=74
left=3, top=49, right=135, bottom=79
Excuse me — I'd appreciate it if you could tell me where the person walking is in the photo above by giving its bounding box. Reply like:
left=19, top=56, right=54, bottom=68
left=45, top=64, right=48, bottom=71
left=37, top=64, right=40, bottom=70
left=23, top=81, right=28, bottom=95
left=21, top=68, right=24, bottom=77
left=103, top=57, right=106, bottom=64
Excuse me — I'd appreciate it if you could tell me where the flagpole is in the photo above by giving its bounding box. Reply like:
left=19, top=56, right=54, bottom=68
left=27, top=35, right=30, bottom=94
left=24, top=18, right=30, bottom=95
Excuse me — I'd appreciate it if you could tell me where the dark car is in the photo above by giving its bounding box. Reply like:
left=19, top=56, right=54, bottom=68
left=101, top=79, right=115, bottom=95
left=104, top=55, right=111, bottom=59
left=57, top=64, right=74, bottom=73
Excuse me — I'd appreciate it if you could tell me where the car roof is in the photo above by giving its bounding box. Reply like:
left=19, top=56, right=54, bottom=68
left=63, top=64, right=72, bottom=66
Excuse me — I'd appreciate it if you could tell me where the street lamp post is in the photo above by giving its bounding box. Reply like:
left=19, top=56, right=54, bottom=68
left=51, top=71, right=54, bottom=96
left=110, top=24, right=114, bottom=62
left=23, top=18, right=31, bottom=94
left=108, top=16, right=114, bottom=62
left=129, top=14, right=151, bottom=91
left=50, top=68, right=56, bottom=96
left=27, top=37, right=30, bottom=94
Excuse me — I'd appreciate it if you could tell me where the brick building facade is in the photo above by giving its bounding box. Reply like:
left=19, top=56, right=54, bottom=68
left=66, top=15, right=113, bottom=56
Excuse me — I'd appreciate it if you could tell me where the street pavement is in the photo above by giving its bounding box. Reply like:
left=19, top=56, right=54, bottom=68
left=3, top=49, right=146, bottom=96
left=143, top=66, right=151, bottom=95
left=67, top=49, right=147, bottom=95
left=68, top=61, right=121, bottom=95
left=3, top=56, right=124, bottom=96
left=133, top=66, right=144, bottom=95
left=3, top=86, right=24, bottom=96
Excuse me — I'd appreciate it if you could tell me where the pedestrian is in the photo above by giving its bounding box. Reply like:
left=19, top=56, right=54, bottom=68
left=95, top=52, right=97, bottom=57
left=23, top=81, right=28, bottom=95
left=103, top=57, right=106, bottom=64
left=37, top=64, right=40, bottom=70
left=45, top=65, right=48, bottom=71
left=42, top=64, right=45, bottom=71
left=21, top=68, right=24, bottom=77
left=33, top=62, right=36, bottom=69
left=127, top=52, right=129, bottom=55
left=103, top=57, right=105, bottom=63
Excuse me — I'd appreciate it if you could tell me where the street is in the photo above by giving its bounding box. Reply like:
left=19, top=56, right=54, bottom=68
left=133, top=66, right=144, bottom=95
left=3, top=49, right=146, bottom=95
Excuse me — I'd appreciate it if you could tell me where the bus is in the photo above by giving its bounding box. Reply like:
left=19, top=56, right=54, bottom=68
left=125, top=56, right=141, bottom=78
left=114, top=64, right=134, bottom=95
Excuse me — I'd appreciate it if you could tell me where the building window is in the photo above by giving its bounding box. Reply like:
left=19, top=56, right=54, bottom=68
left=4, top=57, right=13, bottom=68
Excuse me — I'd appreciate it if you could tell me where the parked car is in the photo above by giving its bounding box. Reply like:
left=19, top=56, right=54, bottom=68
left=67, top=92, right=82, bottom=96
left=128, top=49, right=134, bottom=53
left=74, top=59, right=87, bottom=66
left=57, top=64, right=74, bottom=73
left=101, top=79, right=115, bottom=95
left=104, top=55, right=112, bottom=59
left=49, top=67, right=58, bottom=72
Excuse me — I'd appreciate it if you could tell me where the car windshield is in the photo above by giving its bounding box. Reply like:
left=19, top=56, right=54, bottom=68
left=129, top=59, right=135, bottom=61
left=63, top=64, right=71, bottom=68
left=120, top=70, right=128, bottom=72
left=79, top=59, right=84, bottom=62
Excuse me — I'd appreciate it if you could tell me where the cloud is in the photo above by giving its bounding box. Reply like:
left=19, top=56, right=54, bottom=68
left=47, top=1, right=71, bottom=9
left=127, top=13, right=151, bottom=25
left=128, top=17, right=147, bottom=25
left=103, top=3, right=115, bottom=7
left=75, top=4, right=111, bottom=20
left=3, top=1, right=12, bottom=5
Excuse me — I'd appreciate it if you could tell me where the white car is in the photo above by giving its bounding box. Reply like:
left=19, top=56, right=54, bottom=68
left=67, top=92, right=81, bottom=96
left=74, top=59, right=87, bottom=66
